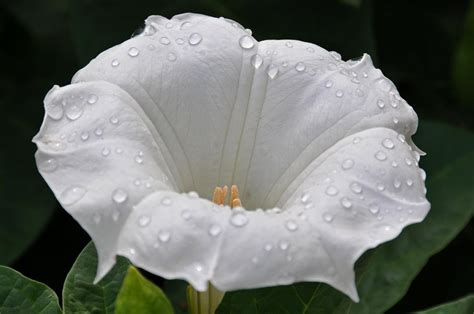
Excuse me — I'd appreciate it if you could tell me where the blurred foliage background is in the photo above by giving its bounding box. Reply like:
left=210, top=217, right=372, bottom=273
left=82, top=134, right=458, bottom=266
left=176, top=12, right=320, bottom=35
left=0, top=0, right=473, bottom=312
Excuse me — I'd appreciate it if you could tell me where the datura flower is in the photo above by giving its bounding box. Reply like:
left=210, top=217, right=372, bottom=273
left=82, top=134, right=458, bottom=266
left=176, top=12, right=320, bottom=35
left=34, top=13, right=430, bottom=302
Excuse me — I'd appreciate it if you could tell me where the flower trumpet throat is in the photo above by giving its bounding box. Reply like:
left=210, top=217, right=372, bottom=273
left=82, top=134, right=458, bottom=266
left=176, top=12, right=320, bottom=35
left=187, top=185, right=241, bottom=314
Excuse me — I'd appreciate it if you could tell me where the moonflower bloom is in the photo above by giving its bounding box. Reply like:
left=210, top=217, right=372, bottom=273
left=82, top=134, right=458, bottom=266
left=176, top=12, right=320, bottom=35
left=34, top=13, right=430, bottom=302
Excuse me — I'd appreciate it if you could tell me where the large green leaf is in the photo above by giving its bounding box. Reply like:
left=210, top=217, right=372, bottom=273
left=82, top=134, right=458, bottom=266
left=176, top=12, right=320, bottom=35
left=416, top=294, right=474, bottom=314
left=115, top=266, right=174, bottom=314
left=0, top=265, right=61, bottom=314
left=62, top=242, right=129, bottom=313
left=217, top=123, right=474, bottom=313
left=453, top=0, right=474, bottom=108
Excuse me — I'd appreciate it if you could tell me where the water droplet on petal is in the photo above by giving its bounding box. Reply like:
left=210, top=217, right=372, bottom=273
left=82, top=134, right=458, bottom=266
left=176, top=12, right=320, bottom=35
left=45, top=101, right=64, bottom=120
left=405, top=157, right=413, bottom=166
left=143, top=24, right=156, bottom=36
left=295, top=62, right=306, bottom=72
left=135, top=155, right=143, bottom=164
left=350, top=182, right=363, bottom=194
left=39, top=158, right=58, bottom=172
left=180, top=21, right=192, bottom=30
left=160, top=37, right=170, bottom=45
left=61, top=186, right=87, bottom=205
left=138, top=215, right=151, bottom=227
left=285, top=220, right=298, bottom=231
left=341, top=159, right=354, bottom=170
left=353, top=137, right=361, bottom=144
left=264, top=243, right=273, bottom=251
left=112, top=189, right=128, bottom=204
left=391, top=161, right=398, bottom=168
left=188, top=33, right=202, bottom=45
left=323, top=213, right=334, bottom=223
left=285, top=41, right=293, bottom=48
left=325, top=80, right=333, bottom=88
left=326, top=185, right=339, bottom=196
left=382, top=138, right=395, bottom=149
left=128, top=47, right=139, bottom=57
left=397, top=134, right=406, bottom=143
left=329, top=51, right=341, bottom=61
left=369, top=203, right=380, bottom=215
left=111, top=59, right=120, bottom=67
left=161, top=197, right=172, bottom=206
left=393, top=179, right=402, bottom=189
left=406, top=179, right=414, bottom=187
left=355, top=88, right=364, bottom=97
left=375, top=151, right=387, bottom=161
left=376, top=182, right=385, bottom=191
left=336, top=90, right=344, bottom=98
left=266, top=64, right=279, bottom=79
left=80, top=132, right=89, bottom=141
left=230, top=212, right=248, bottom=227
left=167, top=52, right=177, bottom=61
left=101, top=147, right=110, bottom=157
left=109, top=116, right=119, bottom=124
left=208, top=224, right=222, bottom=236
left=175, top=38, right=184, bottom=45
left=251, top=256, right=259, bottom=264
left=279, top=240, right=289, bottom=250
left=377, top=99, right=385, bottom=109
left=158, top=230, right=171, bottom=242
left=301, top=192, right=310, bottom=204
left=239, top=35, right=254, bottom=49
left=88, top=94, right=98, bottom=104
left=340, top=197, right=353, bottom=209
left=181, top=210, right=191, bottom=220
left=250, top=54, right=263, bottom=69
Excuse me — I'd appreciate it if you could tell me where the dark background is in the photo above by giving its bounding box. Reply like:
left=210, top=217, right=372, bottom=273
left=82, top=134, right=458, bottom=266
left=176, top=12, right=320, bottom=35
left=0, top=0, right=473, bottom=312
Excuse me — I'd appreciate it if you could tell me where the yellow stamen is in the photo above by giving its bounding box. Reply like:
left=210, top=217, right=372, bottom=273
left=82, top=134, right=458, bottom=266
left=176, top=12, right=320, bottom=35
left=188, top=185, right=242, bottom=313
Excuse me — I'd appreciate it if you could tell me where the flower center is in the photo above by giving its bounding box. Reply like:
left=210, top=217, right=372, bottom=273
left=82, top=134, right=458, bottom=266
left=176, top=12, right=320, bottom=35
left=212, top=185, right=241, bottom=208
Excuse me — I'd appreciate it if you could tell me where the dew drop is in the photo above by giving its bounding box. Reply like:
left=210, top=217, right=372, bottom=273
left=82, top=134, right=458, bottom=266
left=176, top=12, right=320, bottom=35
left=250, top=54, right=263, bottom=69
left=405, top=157, right=413, bottom=166
left=160, top=37, right=170, bottom=45
left=266, top=64, right=279, bottom=79
left=279, top=240, right=289, bottom=250
left=87, top=94, right=98, bottom=104
left=397, top=134, right=406, bottom=143
left=188, top=33, right=202, bottom=45
left=128, top=47, right=139, bottom=57
left=295, top=62, right=306, bottom=72
left=161, top=197, right=172, bottom=206
left=111, top=59, right=120, bottom=67
left=39, top=158, right=58, bottom=172
left=329, top=51, right=342, bottom=61
left=138, top=215, right=151, bottom=227
left=382, top=138, right=395, bottom=149
left=323, top=212, right=334, bottom=223
left=325, top=185, right=339, bottom=196
left=369, top=203, right=380, bottom=215
left=393, top=179, right=402, bottom=189
left=376, top=182, right=385, bottom=191
left=175, top=38, right=184, bottom=45
left=135, top=155, right=143, bottom=164
left=285, top=41, right=293, bottom=48
left=340, top=197, right=353, bottom=209
left=45, top=101, right=64, bottom=120
left=285, top=220, right=298, bottom=231
left=355, top=88, right=364, bottom=97
left=353, top=137, right=361, bottom=144
left=325, top=80, right=333, bottom=88
left=375, top=151, right=387, bottom=161
left=301, top=192, right=310, bottom=204
left=264, top=243, right=273, bottom=252
left=80, top=132, right=89, bottom=141
left=350, top=182, right=363, bottom=194
left=101, top=147, right=110, bottom=157
left=341, top=159, right=354, bottom=170
left=377, top=99, right=385, bottom=109
left=230, top=212, right=248, bottom=227
left=208, top=224, right=222, bottom=237
left=60, top=186, right=87, bottom=205
left=391, top=161, right=399, bottom=168
left=335, top=90, right=344, bottom=98
left=109, top=116, right=119, bottom=124
left=239, top=35, right=254, bottom=49
left=406, top=179, right=414, bottom=187
left=306, top=47, right=315, bottom=53
left=158, top=230, right=171, bottom=242
left=167, top=52, right=177, bottom=61
left=143, top=24, right=156, bottom=36
left=112, top=189, right=128, bottom=204
left=181, top=210, right=191, bottom=220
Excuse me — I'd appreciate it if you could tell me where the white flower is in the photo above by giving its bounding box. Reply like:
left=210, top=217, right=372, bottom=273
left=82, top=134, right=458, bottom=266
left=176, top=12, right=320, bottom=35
left=33, top=13, right=430, bottom=302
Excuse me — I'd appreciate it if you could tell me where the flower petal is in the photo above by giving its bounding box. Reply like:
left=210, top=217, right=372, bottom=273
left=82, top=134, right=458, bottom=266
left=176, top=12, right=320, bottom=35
left=114, top=128, right=428, bottom=302
left=34, top=81, right=177, bottom=280
left=72, top=13, right=258, bottom=199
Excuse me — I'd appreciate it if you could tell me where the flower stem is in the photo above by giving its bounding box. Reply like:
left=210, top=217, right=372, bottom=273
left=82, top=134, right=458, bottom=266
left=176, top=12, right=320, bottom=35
left=187, top=283, right=225, bottom=314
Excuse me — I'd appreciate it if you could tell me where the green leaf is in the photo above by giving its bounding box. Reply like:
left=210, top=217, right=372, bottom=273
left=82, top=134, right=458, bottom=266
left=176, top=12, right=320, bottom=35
left=453, top=0, right=474, bottom=108
left=217, top=122, right=474, bottom=313
left=416, top=294, right=474, bottom=314
left=0, top=265, right=61, bottom=314
left=62, top=242, right=130, bottom=313
left=163, top=280, right=189, bottom=314
left=115, top=266, right=174, bottom=314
